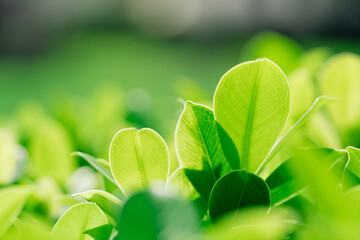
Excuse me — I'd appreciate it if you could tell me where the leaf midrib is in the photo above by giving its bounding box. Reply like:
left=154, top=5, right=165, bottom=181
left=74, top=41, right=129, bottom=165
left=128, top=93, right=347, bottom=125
left=235, top=173, right=248, bottom=216
left=189, top=106, right=217, bottom=182
left=134, top=132, right=149, bottom=187
left=242, top=62, right=263, bottom=170
left=80, top=207, right=91, bottom=240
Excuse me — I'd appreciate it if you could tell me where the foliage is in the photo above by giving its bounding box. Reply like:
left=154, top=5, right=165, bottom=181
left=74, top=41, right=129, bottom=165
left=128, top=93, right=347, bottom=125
left=1, top=32, right=360, bottom=239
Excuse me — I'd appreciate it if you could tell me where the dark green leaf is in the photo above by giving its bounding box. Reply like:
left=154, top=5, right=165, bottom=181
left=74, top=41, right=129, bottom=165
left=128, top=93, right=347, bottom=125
left=175, top=101, right=232, bottom=200
left=209, top=170, right=270, bottom=221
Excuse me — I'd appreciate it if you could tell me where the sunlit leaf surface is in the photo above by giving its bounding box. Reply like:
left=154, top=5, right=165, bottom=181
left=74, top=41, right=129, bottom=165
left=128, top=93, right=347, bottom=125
left=52, top=202, right=110, bottom=240
left=214, top=59, right=290, bottom=172
left=110, top=128, right=169, bottom=197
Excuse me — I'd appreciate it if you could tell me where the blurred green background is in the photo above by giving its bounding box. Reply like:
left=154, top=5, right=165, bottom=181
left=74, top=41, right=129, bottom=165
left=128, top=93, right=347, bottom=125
left=1, top=1, right=360, bottom=238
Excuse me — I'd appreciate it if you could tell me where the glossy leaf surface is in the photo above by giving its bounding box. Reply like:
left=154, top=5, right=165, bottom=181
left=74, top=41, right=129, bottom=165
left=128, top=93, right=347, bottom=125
left=209, top=170, right=270, bottom=221
left=73, top=190, right=122, bottom=226
left=214, top=59, right=290, bottom=172
left=52, top=203, right=110, bottom=240
left=110, top=128, right=169, bottom=197
left=176, top=101, right=232, bottom=199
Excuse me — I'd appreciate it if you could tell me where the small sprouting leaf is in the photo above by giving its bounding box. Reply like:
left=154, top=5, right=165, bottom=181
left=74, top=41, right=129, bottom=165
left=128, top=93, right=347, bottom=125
left=52, top=202, right=110, bottom=240
left=0, top=186, right=32, bottom=236
left=318, top=53, right=360, bottom=130
left=73, top=152, right=115, bottom=184
left=73, top=190, right=122, bottom=227
left=209, top=170, right=270, bottom=221
left=175, top=101, right=232, bottom=199
left=119, top=191, right=199, bottom=240
left=214, top=59, right=290, bottom=172
left=109, top=128, right=169, bottom=197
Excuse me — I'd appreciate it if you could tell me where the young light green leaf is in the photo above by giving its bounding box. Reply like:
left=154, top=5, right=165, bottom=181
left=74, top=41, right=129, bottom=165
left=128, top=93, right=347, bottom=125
left=52, top=202, right=110, bottom=240
left=318, top=53, right=360, bottom=130
left=346, top=147, right=360, bottom=179
left=0, top=186, right=32, bottom=237
left=73, top=190, right=122, bottom=227
left=214, top=59, right=290, bottom=172
left=256, top=95, right=338, bottom=176
left=209, top=170, right=270, bottom=221
left=119, top=191, right=200, bottom=240
left=175, top=101, right=232, bottom=199
left=109, top=128, right=169, bottom=197
left=73, top=152, right=115, bottom=184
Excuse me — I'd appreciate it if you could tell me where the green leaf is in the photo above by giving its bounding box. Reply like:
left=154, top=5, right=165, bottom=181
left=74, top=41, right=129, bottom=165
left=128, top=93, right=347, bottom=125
left=0, top=186, right=32, bottom=237
left=0, top=129, right=18, bottom=185
left=73, top=190, right=122, bottom=227
left=214, top=59, right=290, bottom=172
left=288, top=148, right=352, bottom=217
left=166, top=168, right=208, bottom=218
left=270, top=179, right=304, bottom=207
left=0, top=213, right=54, bottom=240
left=257, top=95, right=338, bottom=176
left=166, top=168, right=199, bottom=200
left=109, top=128, right=169, bottom=197
left=268, top=148, right=346, bottom=206
left=209, top=170, right=270, bottom=221
left=73, top=152, right=115, bottom=184
left=216, top=122, right=240, bottom=170
left=346, top=147, right=360, bottom=179
left=73, top=152, right=127, bottom=200
left=119, top=191, right=199, bottom=240
left=175, top=101, right=232, bottom=199
left=29, top=119, right=76, bottom=183
left=318, top=53, right=360, bottom=130
left=52, top=202, right=110, bottom=240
